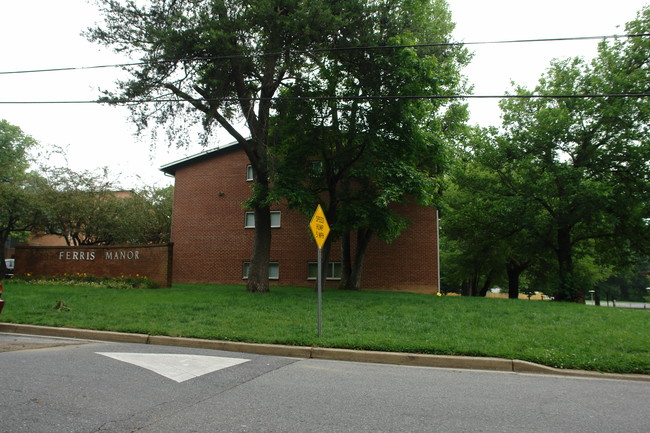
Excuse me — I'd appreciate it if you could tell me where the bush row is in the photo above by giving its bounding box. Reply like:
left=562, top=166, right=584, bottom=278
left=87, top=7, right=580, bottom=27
left=9, top=272, right=159, bottom=289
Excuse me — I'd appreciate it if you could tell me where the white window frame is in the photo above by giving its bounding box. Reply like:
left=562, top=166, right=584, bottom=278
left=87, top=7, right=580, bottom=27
left=271, top=211, right=281, bottom=228
left=246, top=164, right=254, bottom=181
left=268, top=262, right=279, bottom=279
left=244, top=211, right=281, bottom=228
left=307, top=261, right=342, bottom=280
left=243, top=262, right=279, bottom=280
left=244, top=212, right=256, bottom=228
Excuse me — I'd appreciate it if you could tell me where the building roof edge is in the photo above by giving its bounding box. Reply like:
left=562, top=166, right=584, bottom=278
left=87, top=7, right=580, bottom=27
left=159, top=140, right=241, bottom=176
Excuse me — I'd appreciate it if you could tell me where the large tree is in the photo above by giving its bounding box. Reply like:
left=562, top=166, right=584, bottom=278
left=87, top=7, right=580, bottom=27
left=33, top=167, right=126, bottom=246
left=472, top=8, right=650, bottom=302
left=0, top=120, right=39, bottom=278
left=441, top=126, right=552, bottom=298
left=32, top=166, right=173, bottom=246
left=116, top=185, right=174, bottom=244
left=88, top=0, right=398, bottom=292
left=271, top=0, right=469, bottom=289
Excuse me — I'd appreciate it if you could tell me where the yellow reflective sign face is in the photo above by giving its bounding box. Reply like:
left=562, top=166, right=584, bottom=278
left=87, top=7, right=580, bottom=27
left=309, top=204, right=330, bottom=249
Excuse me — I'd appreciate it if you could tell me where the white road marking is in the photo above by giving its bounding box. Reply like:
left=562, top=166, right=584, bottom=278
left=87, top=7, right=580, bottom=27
left=96, top=352, right=250, bottom=383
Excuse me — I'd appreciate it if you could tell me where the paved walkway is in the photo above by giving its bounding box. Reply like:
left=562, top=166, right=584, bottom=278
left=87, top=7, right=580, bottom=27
left=585, top=301, right=649, bottom=309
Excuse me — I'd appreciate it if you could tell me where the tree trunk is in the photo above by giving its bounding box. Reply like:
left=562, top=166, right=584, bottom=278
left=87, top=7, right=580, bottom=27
left=507, top=270, right=520, bottom=299
left=555, top=227, right=583, bottom=302
left=506, top=259, right=530, bottom=299
left=242, top=138, right=272, bottom=294
left=348, top=228, right=372, bottom=290
left=246, top=205, right=271, bottom=293
left=339, top=228, right=373, bottom=290
left=461, top=274, right=478, bottom=297
left=478, top=270, right=494, bottom=297
left=0, top=229, right=8, bottom=279
left=339, top=232, right=353, bottom=290
left=468, top=273, right=479, bottom=296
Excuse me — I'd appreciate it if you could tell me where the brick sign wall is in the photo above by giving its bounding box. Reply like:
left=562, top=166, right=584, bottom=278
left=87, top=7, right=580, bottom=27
left=14, top=244, right=173, bottom=288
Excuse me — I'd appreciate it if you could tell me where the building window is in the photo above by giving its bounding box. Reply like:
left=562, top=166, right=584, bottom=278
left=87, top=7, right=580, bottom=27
left=244, top=212, right=256, bottom=228
left=244, top=211, right=281, bottom=228
left=269, top=262, right=280, bottom=279
left=307, top=262, right=342, bottom=280
left=246, top=164, right=254, bottom=181
left=243, top=262, right=279, bottom=279
left=271, top=211, right=281, bottom=228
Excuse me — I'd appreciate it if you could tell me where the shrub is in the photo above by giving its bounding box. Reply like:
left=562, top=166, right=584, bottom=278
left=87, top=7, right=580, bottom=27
left=10, top=273, right=159, bottom=289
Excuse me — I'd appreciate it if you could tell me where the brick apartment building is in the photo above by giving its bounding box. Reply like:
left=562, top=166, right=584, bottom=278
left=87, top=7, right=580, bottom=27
left=161, top=142, right=439, bottom=293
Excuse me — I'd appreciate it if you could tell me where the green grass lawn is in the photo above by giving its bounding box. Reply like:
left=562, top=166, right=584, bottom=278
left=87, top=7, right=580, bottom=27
left=1, top=282, right=648, bottom=374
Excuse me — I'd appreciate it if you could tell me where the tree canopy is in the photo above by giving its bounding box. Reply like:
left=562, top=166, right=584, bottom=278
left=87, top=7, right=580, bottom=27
left=268, top=0, right=469, bottom=289
left=442, top=7, right=650, bottom=302
left=0, top=120, right=39, bottom=277
left=88, top=0, right=469, bottom=292
left=0, top=120, right=172, bottom=272
left=30, top=166, right=172, bottom=246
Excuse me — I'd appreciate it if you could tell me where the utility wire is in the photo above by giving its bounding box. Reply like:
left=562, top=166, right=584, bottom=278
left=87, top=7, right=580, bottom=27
left=1, top=93, right=648, bottom=105
left=0, top=33, right=647, bottom=76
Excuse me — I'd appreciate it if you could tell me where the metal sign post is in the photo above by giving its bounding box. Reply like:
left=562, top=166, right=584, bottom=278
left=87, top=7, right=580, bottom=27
left=309, top=205, right=330, bottom=337
left=317, top=247, right=323, bottom=337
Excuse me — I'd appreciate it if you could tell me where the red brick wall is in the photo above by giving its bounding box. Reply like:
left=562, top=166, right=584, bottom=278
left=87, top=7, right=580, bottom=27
left=171, top=148, right=255, bottom=284
left=14, top=244, right=173, bottom=287
left=170, top=146, right=439, bottom=293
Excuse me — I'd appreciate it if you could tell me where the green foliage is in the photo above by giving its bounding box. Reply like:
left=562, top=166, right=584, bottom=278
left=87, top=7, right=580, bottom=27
left=13, top=272, right=159, bottom=289
left=88, top=0, right=470, bottom=292
left=1, top=282, right=648, bottom=374
left=269, top=1, right=469, bottom=287
left=29, top=164, right=172, bottom=246
left=31, top=167, right=123, bottom=245
left=0, top=120, right=40, bottom=277
left=0, top=119, right=35, bottom=176
left=442, top=7, right=650, bottom=302
left=89, top=0, right=361, bottom=290
left=596, top=258, right=650, bottom=302
left=112, top=185, right=174, bottom=244
left=441, top=126, right=545, bottom=297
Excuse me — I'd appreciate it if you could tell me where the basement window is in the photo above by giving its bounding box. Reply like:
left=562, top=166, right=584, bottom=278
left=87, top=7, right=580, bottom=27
left=243, top=262, right=279, bottom=280
left=307, top=262, right=342, bottom=280
left=244, top=211, right=281, bottom=228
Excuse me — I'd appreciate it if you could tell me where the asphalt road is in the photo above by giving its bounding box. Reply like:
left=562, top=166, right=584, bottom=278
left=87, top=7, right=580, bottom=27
left=0, top=333, right=648, bottom=433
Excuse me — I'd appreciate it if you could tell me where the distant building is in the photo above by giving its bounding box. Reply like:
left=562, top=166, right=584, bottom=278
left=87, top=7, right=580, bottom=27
left=161, top=142, right=439, bottom=293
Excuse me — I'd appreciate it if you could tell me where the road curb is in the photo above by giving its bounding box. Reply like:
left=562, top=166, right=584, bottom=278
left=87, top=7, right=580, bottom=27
left=2, top=323, right=648, bottom=382
left=310, top=347, right=513, bottom=371
left=148, top=335, right=313, bottom=359
left=0, top=323, right=149, bottom=344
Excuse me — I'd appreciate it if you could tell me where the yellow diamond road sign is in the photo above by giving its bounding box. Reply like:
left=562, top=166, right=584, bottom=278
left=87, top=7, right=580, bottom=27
left=309, top=204, right=330, bottom=249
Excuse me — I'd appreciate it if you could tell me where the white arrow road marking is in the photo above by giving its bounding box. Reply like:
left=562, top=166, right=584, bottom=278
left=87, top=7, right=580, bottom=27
left=97, top=352, right=250, bottom=383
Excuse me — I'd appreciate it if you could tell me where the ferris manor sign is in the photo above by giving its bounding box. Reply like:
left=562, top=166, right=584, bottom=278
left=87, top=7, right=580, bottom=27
left=57, top=250, right=142, bottom=261
left=14, top=244, right=173, bottom=287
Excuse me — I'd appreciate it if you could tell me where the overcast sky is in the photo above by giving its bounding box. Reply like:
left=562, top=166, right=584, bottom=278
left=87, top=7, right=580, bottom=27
left=0, top=0, right=647, bottom=189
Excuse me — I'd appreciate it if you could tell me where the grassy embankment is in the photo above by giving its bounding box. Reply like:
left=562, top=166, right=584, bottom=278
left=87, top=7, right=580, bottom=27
left=1, top=281, right=648, bottom=374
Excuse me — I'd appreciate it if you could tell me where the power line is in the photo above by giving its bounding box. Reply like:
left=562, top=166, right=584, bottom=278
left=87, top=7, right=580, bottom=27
left=1, top=33, right=647, bottom=76
left=0, top=63, right=144, bottom=76
left=1, top=93, right=648, bottom=105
